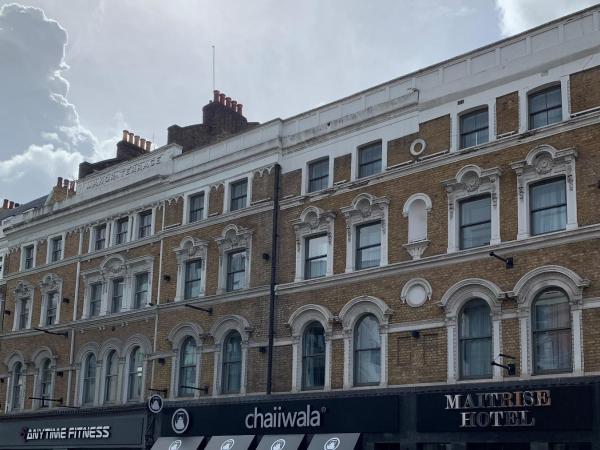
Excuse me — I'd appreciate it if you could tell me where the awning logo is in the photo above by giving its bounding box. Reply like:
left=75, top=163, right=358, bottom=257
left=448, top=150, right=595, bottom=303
left=169, top=440, right=182, bottom=450
left=221, top=438, right=235, bottom=450
left=172, top=409, right=190, bottom=434
left=271, top=438, right=286, bottom=450
left=324, top=438, right=340, bottom=450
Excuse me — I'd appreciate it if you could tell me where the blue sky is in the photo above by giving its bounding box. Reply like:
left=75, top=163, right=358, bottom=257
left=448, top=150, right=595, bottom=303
left=0, top=0, right=597, bottom=203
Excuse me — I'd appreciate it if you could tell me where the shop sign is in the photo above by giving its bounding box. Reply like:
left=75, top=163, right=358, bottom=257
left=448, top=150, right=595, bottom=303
left=23, top=426, right=110, bottom=441
left=172, top=408, right=190, bottom=434
left=245, top=405, right=321, bottom=429
left=148, top=394, right=164, bottom=414
left=417, top=385, right=593, bottom=432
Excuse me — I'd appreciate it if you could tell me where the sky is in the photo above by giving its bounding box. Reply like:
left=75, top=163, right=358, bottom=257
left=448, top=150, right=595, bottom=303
left=0, top=0, right=597, bottom=203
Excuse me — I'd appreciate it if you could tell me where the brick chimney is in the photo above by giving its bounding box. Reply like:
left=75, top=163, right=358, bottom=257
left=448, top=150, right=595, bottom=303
left=0, top=199, right=19, bottom=211
left=167, top=90, right=256, bottom=152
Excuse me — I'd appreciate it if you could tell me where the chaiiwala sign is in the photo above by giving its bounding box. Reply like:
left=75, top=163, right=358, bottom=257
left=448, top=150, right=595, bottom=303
left=417, top=385, right=592, bottom=432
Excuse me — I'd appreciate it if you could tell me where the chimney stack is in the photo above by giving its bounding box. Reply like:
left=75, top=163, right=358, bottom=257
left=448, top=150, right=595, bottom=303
left=57, top=176, right=63, bottom=187
left=219, top=93, right=226, bottom=104
left=237, top=104, right=243, bottom=114
left=213, top=90, right=220, bottom=102
left=2, top=199, right=8, bottom=209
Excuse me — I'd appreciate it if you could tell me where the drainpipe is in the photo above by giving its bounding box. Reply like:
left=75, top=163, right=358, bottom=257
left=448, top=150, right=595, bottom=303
left=266, top=163, right=281, bottom=395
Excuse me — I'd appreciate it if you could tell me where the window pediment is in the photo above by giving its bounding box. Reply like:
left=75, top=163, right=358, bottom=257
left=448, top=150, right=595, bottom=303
left=174, top=237, right=208, bottom=264
left=39, top=274, right=62, bottom=293
left=13, top=281, right=33, bottom=298
left=215, top=224, right=253, bottom=252
left=341, top=193, right=389, bottom=222
left=292, top=207, right=335, bottom=235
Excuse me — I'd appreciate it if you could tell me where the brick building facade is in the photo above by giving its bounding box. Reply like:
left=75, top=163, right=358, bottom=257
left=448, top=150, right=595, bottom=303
left=2, top=6, right=600, bottom=450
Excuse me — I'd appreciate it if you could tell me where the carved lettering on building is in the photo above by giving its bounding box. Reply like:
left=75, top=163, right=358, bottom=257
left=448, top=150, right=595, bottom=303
left=81, top=155, right=163, bottom=191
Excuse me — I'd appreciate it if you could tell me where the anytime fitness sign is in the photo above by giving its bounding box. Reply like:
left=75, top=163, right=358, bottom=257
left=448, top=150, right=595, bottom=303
left=417, top=385, right=592, bottom=432
left=24, top=426, right=110, bottom=441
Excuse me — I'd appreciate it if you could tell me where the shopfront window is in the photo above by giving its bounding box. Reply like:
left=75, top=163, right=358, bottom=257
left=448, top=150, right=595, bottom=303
left=533, top=289, right=572, bottom=374
left=178, top=337, right=197, bottom=397
left=127, top=347, right=143, bottom=401
left=302, top=322, right=325, bottom=390
left=459, top=298, right=492, bottom=379
left=222, top=331, right=242, bottom=394
left=104, top=350, right=118, bottom=403
left=353, top=314, right=381, bottom=385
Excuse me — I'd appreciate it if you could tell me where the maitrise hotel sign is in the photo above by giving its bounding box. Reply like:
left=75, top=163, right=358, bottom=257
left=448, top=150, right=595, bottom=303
left=417, top=385, right=592, bottom=432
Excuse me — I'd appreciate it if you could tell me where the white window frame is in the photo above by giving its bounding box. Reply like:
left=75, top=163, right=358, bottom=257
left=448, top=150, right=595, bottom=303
left=287, top=304, right=334, bottom=392
left=174, top=237, right=208, bottom=301
left=353, top=140, right=387, bottom=181
left=443, top=164, right=502, bottom=253
left=402, top=193, right=433, bottom=260
left=121, top=335, right=151, bottom=404
left=31, top=350, right=56, bottom=410
left=135, top=209, right=155, bottom=240
left=510, top=144, right=577, bottom=240
left=440, top=278, right=504, bottom=382
left=5, top=354, right=26, bottom=412
left=339, top=295, right=391, bottom=389
left=340, top=193, right=389, bottom=272
left=89, top=223, right=109, bottom=253
left=20, top=242, right=37, bottom=271
left=510, top=265, right=589, bottom=377
left=12, top=281, right=33, bottom=331
left=210, top=315, right=251, bottom=396
left=98, top=344, right=123, bottom=406
left=215, top=225, right=252, bottom=294
left=224, top=175, right=253, bottom=213
left=76, top=346, right=100, bottom=407
left=111, top=216, right=132, bottom=247
left=168, top=323, right=204, bottom=399
left=292, top=206, right=335, bottom=282
left=0, top=252, right=5, bottom=279
left=183, top=191, right=208, bottom=225
left=39, top=274, right=63, bottom=327
left=46, top=232, right=66, bottom=264
left=302, top=156, right=333, bottom=195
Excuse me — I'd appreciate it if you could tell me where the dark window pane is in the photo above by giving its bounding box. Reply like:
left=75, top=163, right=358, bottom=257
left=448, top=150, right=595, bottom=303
left=305, top=234, right=328, bottom=279
left=222, top=332, right=242, bottom=393
left=138, top=211, right=152, bottom=238
left=459, top=299, right=492, bottom=378
left=178, top=337, right=197, bottom=396
left=134, top=272, right=149, bottom=309
left=184, top=260, right=202, bottom=299
left=354, top=315, right=381, bottom=385
left=227, top=251, right=246, bottom=291
left=189, top=193, right=205, bottom=222
left=530, top=178, right=567, bottom=235
left=533, top=290, right=572, bottom=373
left=459, top=196, right=491, bottom=249
left=358, top=143, right=382, bottom=178
left=302, top=322, right=325, bottom=390
left=111, top=278, right=124, bottom=313
left=308, top=159, right=329, bottom=192
left=116, top=218, right=129, bottom=244
left=356, top=222, right=381, bottom=269
left=230, top=179, right=248, bottom=211
left=95, top=226, right=106, bottom=250
left=460, top=109, right=489, bottom=149
left=529, top=86, right=562, bottom=129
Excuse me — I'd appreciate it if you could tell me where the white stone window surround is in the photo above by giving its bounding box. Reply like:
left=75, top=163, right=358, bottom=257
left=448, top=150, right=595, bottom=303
left=223, top=174, right=253, bottom=213
left=174, top=237, right=208, bottom=301
left=506, top=265, right=589, bottom=377
left=215, top=224, right=253, bottom=294
left=440, top=278, right=504, bottom=383
left=210, top=314, right=252, bottom=396
left=12, top=280, right=34, bottom=331
left=98, top=339, right=124, bottom=406
left=401, top=278, right=433, bottom=308
left=301, top=156, right=334, bottom=196
left=109, top=215, right=133, bottom=247
left=31, top=347, right=57, bottom=410
left=518, top=78, right=570, bottom=133
left=443, top=164, right=502, bottom=253
left=510, top=144, right=577, bottom=240
left=183, top=190, right=208, bottom=225
left=89, top=223, right=110, bottom=253
left=351, top=139, right=388, bottom=181
left=168, top=323, right=205, bottom=399
left=5, top=352, right=27, bottom=412
left=19, top=241, right=37, bottom=271
left=75, top=343, right=100, bottom=407
left=339, top=295, right=392, bottom=389
left=292, top=206, right=336, bottom=282
left=133, top=207, right=156, bottom=240
left=121, top=334, right=151, bottom=404
left=287, top=304, right=335, bottom=392
left=341, top=193, right=389, bottom=272
left=0, top=251, right=5, bottom=279
left=81, top=254, right=154, bottom=319
left=38, top=274, right=63, bottom=327
left=452, top=103, right=496, bottom=152
left=402, top=193, right=433, bottom=260
left=46, top=232, right=66, bottom=264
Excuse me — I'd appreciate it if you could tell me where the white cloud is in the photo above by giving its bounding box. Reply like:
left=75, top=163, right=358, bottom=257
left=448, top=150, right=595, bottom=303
left=495, top=0, right=597, bottom=36
left=0, top=3, right=115, bottom=202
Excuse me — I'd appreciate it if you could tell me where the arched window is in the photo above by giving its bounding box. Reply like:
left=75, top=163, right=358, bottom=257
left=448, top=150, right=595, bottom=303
left=459, top=299, right=492, bottom=379
left=82, top=354, right=97, bottom=405
left=533, top=289, right=572, bottom=373
left=127, top=347, right=143, bottom=402
left=302, top=322, right=325, bottom=390
left=221, top=331, right=242, bottom=394
left=11, top=362, right=24, bottom=411
left=39, top=359, right=53, bottom=408
left=104, top=350, right=119, bottom=403
left=353, top=314, right=381, bottom=385
left=178, top=337, right=197, bottom=397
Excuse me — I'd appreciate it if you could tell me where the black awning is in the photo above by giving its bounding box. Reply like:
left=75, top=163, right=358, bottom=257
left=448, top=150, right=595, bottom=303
left=151, top=436, right=205, bottom=450
left=256, top=435, right=305, bottom=450
left=204, top=435, right=256, bottom=450
left=307, top=434, right=360, bottom=450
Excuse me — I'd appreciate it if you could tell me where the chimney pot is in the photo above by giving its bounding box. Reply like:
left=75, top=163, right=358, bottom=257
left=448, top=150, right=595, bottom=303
left=14, top=203, right=20, bottom=207
left=57, top=176, right=63, bottom=187
left=145, top=141, right=152, bottom=151
left=237, top=104, right=243, bottom=114
left=69, top=181, right=76, bottom=192
left=2, top=199, right=8, bottom=208
left=231, top=100, right=237, bottom=110
left=8, top=201, right=14, bottom=209
left=226, top=97, right=232, bottom=108
left=122, top=130, right=129, bottom=141
left=134, top=135, right=140, bottom=146
left=140, top=138, right=146, bottom=149
left=213, top=90, right=220, bottom=102
left=63, top=179, right=69, bottom=188
left=128, top=132, right=134, bottom=142
left=219, top=93, right=226, bottom=104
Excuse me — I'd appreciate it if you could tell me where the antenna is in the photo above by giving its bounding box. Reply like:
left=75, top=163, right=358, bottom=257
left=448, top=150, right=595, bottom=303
left=212, top=45, right=216, bottom=91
